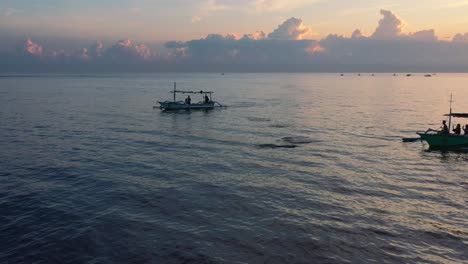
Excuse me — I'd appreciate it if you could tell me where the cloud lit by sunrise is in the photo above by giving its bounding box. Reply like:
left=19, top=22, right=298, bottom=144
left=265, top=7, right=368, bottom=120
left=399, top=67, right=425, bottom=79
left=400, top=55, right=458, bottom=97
left=3, top=7, right=468, bottom=72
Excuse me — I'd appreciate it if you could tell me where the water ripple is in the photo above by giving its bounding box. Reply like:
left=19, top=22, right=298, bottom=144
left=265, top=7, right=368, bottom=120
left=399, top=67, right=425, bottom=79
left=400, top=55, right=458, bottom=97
left=1, top=73, right=467, bottom=264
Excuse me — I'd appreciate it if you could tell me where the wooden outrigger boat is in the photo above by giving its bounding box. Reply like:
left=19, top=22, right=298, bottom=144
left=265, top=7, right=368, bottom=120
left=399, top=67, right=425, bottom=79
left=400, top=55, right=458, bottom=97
left=158, top=82, right=223, bottom=111
left=416, top=95, right=468, bottom=149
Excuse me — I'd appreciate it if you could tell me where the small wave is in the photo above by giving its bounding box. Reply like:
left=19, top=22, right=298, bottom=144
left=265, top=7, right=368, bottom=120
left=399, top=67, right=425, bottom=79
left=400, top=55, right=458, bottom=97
left=256, top=144, right=297, bottom=149
left=281, top=136, right=319, bottom=144
left=269, top=124, right=290, bottom=128
left=229, top=102, right=257, bottom=108
left=247, top=117, right=271, bottom=122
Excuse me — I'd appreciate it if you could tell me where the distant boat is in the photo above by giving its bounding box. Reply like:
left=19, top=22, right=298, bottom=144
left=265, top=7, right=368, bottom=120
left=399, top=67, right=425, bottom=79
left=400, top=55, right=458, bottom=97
left=424, top=74, right=432, bottom=77
left=340, top=73, right=344, bottom=76
left=393, top=73, right=397, bottom=76
left=406, top=74, right=412, bottom=77
left=416, top=95, right=468, bottom=149
left=157, top=82, right=223, bottom=111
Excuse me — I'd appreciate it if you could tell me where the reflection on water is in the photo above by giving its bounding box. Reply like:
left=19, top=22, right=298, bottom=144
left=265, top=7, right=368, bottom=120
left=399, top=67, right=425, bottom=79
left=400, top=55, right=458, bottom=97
left=423, top=147, right=468, bottom=162
left=0, top=73, right=467, bottom=264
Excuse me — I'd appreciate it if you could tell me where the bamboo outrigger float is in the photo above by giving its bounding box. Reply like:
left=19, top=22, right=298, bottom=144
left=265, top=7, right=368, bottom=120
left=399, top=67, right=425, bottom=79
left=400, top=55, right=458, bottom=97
left=416, top=94, right=468, bottom=149
left=158, top=82, right=223, bottom=111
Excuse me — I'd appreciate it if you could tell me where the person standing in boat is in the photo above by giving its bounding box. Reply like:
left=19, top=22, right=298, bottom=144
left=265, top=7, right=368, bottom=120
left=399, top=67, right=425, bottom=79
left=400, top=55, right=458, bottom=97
left=464, top=124, right=468, bottom=135
left=204, top=95, right=210, bottom=104
left=440, top=120, right=449, bottom=135
left=452, top=124, right=462, bottom=135
left=186, top=95, right=191, bottom=105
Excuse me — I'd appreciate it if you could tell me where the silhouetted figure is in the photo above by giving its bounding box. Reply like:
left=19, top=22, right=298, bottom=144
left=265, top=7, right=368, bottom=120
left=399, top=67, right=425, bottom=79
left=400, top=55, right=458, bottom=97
left=464, top=124, right=468, bottom=135
left=440, top=120, right=449, bottom=135
left=186, top=95, right=191, bottom=105
left=204, top=95, right=210, bottom=103
left=453, top=124, right=461, bottom=135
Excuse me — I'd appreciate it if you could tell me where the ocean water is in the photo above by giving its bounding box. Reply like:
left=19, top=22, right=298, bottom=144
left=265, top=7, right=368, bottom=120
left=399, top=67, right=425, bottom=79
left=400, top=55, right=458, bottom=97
left=0, top=73, right=467, bottom=264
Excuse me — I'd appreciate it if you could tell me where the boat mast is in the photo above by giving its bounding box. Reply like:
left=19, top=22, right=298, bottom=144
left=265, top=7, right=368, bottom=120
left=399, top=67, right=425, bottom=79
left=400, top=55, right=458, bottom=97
left=448, top=93, right=453, bottom=131
left=173, top=82, right=176, bottom=102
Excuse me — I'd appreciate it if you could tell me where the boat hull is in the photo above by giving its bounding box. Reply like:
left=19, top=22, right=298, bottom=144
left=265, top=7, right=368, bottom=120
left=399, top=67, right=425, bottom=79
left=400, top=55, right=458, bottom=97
left=159, top=101, right=215, bottom=111
left=417, top=133, right=468, bottom=148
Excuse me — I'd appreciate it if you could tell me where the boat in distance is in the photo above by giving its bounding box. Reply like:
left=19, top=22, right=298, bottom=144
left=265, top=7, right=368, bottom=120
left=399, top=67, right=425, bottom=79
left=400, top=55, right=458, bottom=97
left=416, top=95, right=468, bottom=149
left=157, top=82, right=223, bottom=111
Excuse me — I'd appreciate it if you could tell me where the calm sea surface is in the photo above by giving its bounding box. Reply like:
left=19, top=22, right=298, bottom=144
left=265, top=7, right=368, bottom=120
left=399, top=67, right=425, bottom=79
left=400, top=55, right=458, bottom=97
left=0, top=73, right=467, bottom=264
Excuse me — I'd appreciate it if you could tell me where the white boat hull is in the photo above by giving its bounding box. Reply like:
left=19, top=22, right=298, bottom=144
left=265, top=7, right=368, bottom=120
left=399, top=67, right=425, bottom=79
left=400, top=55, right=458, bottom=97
left=158, top=101, right=215, bottom=110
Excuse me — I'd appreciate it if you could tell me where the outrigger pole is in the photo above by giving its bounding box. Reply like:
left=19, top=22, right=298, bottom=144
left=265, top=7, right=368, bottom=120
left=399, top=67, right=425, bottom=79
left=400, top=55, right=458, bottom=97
left=448, top=93, right=453, bottom=131
left=173, top=82, right=176, bottom=102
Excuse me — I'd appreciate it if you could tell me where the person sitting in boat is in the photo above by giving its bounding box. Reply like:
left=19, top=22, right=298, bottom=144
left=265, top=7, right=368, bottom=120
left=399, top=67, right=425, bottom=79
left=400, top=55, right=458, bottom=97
left=464, top=124, right=468, bottom=135
left=204, top=95, right=210, bottom=104
left=440, top=120, right=449, bottom=135
left=452, top=124, right=462, bottom=135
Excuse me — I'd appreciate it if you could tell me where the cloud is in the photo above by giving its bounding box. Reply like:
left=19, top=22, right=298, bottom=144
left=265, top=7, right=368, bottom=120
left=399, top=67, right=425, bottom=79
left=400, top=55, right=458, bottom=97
left=351, top=29, right=364, bottom=39
left=165, top=31, right=316, bottom=66
left=408, top=29, right=438, bottom=42
left=371, top=9, right=405, bottom=39
left=88, top=42, right=104, bottom=58
left=72, top=48, right=90, bottom=60
left=242, top=31, right=267, bottom=40
left=4, top=10, right=468, bottom=72
left=453, top=32, right=468, bottom=43
left=104, top=39, right=152, bottom=61
left=268, top=17, right=313, bottom=40
left=164, top=41, right=187, bottom=49
left=17, top=39, right=43, bottom=57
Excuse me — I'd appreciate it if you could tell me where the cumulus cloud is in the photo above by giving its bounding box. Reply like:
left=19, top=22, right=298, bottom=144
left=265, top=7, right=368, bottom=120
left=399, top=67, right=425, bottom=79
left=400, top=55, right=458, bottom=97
left=268, top=17, right=313, bottom=40
left=408, top=29, right=437, bottom=42
left=4, top=10, right=468, bottom=72
left=88, top=42, right=104, bottom=58
left=371, top=9, right=405, bottom=39
left=105, top=39, right=152, bottom=61
left=351, top=29, right=364, bottom=39
left=17, top=39, right=43, bottom=57
left=165, top=31, right=316, bottom=66
left=242, top=31, right=266, bottom=40
left=164, top=41, right=187, bottom=49
left=72, top=48, right=90, bottom=60
left=453, top=33, right=468, bottom=43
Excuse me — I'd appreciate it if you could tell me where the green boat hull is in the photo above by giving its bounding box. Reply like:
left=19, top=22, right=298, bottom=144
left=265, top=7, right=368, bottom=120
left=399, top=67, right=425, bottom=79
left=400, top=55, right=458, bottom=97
left=417, top=133, right=468, bottom=148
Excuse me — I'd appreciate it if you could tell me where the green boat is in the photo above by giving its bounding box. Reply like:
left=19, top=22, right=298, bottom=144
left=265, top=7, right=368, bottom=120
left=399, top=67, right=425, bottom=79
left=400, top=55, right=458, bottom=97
left=417, top=133, right=468, bottom=149
left=417, top=95, right=468, bottom=149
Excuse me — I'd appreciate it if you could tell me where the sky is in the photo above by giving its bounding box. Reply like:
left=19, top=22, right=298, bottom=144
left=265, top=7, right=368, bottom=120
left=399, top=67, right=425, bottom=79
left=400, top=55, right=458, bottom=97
left=2, top=0, right=468, bottom=72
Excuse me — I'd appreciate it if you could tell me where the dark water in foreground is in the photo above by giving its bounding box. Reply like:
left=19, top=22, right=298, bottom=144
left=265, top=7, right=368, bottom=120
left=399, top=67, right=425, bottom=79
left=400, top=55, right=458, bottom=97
left=0, top=73, right=467, bottom=264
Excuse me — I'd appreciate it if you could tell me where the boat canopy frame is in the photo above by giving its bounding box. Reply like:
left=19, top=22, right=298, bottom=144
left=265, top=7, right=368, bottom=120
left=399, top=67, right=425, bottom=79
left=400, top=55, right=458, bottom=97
left=170, top=82, right=213, bottom=102
left=444, top=113, right=468, bottom=118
